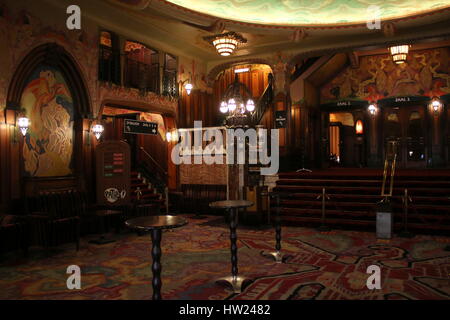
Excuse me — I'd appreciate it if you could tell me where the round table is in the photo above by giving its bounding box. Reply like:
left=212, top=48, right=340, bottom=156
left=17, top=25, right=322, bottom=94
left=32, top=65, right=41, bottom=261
left=209, top=200, right=253, bottom=293
left=125, top=215, right=188, bottom=300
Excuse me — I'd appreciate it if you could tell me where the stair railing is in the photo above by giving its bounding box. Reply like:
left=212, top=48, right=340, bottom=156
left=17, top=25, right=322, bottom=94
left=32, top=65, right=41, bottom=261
left=252, top=73, right=274, bottom=125
left=381, top=141, right=398, bottom=200
left=139, top=147, right=168, bottom=180
left=139, top=146, right=169, bottom=213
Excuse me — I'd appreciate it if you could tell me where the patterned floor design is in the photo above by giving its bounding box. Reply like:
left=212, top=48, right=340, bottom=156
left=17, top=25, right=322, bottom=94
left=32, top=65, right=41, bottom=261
left=0, top=215, right=449, bottom=300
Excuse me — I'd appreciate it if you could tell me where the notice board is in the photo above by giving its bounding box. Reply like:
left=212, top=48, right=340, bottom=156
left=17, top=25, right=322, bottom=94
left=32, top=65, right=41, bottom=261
left=95, top=140, right=131, bottom=206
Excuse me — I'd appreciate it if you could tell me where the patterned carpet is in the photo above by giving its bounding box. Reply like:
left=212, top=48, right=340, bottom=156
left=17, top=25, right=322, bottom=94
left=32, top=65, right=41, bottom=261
left=0, top=215, right=449, bottom=300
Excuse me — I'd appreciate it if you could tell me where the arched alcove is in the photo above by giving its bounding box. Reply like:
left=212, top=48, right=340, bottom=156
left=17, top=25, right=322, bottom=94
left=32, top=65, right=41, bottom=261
left=7, top=43, right=91, bottom=118
left=6, top=43, right=92, bottom=193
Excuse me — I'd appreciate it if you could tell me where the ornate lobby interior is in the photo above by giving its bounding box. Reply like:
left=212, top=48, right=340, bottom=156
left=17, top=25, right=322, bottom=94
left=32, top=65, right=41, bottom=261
left=0, top=0, right=449, bottom=301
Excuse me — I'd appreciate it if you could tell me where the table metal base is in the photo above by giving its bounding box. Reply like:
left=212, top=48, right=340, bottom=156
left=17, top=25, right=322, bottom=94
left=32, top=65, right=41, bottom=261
left=260, top=250, right=292, bottom=263
left=89, top=235, right=116, bottom=245
left=215, top=275, right=252, bottom=294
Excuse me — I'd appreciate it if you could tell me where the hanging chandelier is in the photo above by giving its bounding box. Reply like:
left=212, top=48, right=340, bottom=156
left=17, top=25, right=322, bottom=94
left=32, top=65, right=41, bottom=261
left=389, top=45, right=410, bottom=64
left=219, top=74, right=255, bottom=127
left=204, top=32, right=247, bottom=57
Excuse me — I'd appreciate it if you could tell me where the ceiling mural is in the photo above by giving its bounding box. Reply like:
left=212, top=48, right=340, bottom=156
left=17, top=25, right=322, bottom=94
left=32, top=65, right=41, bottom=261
left=165, top=0, right=450, bottom=25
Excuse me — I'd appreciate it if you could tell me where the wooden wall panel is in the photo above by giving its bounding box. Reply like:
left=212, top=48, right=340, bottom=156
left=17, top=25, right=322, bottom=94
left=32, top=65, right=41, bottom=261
left=179, top=90, right=214, bottom=128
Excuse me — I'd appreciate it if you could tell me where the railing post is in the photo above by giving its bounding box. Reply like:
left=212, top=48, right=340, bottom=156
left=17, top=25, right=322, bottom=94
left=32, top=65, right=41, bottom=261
left=317, top=188, right=331, bottom=231
left=399, top=188, right=414, bottom=238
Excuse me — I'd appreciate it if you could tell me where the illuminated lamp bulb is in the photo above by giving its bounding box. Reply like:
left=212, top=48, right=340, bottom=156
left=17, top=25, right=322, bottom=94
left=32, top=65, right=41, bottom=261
left=368, top=104, right=377, bottom=116
left=246, top=99, right=255, bottom=112
left=220, top=101, right=228, bottom=113
left=430, top=97, right=442, bottom=113
left=227, top=98, right=236, bottom=112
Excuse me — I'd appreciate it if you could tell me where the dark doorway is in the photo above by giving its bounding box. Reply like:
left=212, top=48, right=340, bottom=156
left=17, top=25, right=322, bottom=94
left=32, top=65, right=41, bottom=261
left=383, top=106, right=427, bottom=168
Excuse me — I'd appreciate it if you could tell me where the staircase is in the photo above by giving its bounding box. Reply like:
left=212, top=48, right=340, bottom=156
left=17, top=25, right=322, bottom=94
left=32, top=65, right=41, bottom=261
left=130, top=171, right=165, bottom=208
left=273, top=169, right=450, bottom=234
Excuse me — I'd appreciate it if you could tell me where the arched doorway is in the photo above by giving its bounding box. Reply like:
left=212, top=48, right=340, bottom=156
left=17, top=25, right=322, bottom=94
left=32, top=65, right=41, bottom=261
left=7, top=43, right=91, bottom=194
left=382, top=106, right=427, bottom=168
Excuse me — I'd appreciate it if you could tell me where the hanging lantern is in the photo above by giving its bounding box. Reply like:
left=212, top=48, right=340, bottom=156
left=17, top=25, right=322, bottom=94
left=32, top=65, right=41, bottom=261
left=204, top=32, right=247, bottom=57
left=389, top=45, right=409, bottom=64
left=92, top=124, right=104, bottom=140
left=17, top=116, right=30, bottom=136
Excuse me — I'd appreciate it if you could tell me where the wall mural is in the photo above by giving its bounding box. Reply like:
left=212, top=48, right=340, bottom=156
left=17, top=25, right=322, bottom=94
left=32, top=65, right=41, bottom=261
left=321, top=47, right=450, bottom=104
left=21, top=65, right=74, bottom=177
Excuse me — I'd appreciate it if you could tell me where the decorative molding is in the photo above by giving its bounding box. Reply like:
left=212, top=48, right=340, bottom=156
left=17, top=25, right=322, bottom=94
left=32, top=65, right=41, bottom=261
left=98, top=82, right=178, bottom=117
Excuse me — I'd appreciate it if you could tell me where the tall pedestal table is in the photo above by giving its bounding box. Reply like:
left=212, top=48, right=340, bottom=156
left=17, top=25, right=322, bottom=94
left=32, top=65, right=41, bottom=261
left=125, top=215, right=188, bottom=300
left=209, top=200, right=253, bottom=293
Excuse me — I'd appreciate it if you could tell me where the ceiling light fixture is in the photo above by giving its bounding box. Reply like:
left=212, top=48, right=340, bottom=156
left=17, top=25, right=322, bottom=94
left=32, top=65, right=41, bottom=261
left=234, top=67, right=250, bottom=73
left=204, top=31, right=247, bottom=57
left=389, top=45, right=410, bottom=64
left=219, top=74, right=255, bottom=127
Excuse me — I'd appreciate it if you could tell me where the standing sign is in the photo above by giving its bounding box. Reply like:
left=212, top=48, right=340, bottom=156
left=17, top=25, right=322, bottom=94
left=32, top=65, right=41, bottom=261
left=96, top=140, right=131, bottom=206
left=124, top=119, right=158, bottom=135
left=275, top=111, right=287, bottom=128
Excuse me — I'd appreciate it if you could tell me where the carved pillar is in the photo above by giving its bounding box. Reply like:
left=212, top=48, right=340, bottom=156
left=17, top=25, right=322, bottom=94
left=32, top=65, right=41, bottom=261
left=272, top=60, right=291, bottom=159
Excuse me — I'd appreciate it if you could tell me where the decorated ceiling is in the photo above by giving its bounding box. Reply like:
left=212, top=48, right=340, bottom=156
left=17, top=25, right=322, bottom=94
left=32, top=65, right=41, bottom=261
left=165, top=0, right=450, bottom=25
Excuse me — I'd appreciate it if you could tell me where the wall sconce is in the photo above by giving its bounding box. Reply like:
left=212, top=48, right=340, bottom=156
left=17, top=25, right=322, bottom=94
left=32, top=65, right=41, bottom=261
left=180, top=73, right=194, bottom=96
left=368, top=102, right=378, bottom=117
left=166, top=129, right=179, bottom=142
left=17, top=116, right=30, bottom=136
left=184, top=83, right=193, bottom=96
left=430, top=97, right=442, bottom=115
left=355, top=119, right=364, bottom=135
left=4, top=102, right=29, bottom=142
left=92, top=123, right=104, bottom=140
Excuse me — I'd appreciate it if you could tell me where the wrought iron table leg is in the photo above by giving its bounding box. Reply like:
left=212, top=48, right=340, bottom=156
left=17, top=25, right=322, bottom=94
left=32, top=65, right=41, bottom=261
left=216, top=208, right=251, bottom=293
left=151, top=229, right=162, bottom=300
